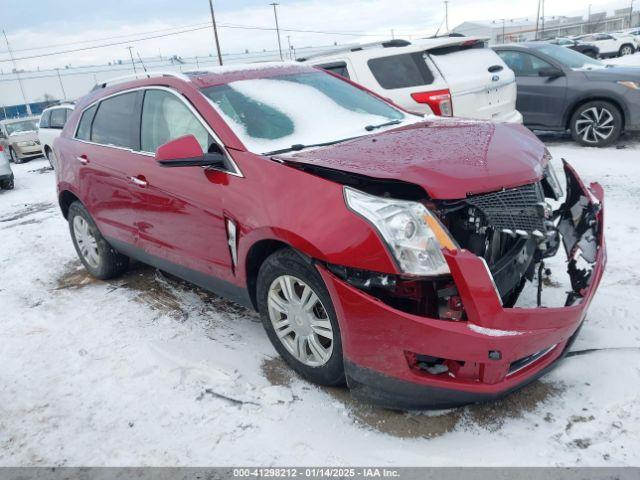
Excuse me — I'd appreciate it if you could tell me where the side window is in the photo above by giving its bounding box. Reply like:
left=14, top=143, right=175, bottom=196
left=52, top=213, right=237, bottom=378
left=141, top=89, right=211, bottom=153
left=40, top=111, right=51, bottom=129
left=497, top=51, right=552, bottom=76
left=91, top=92, right=139, bottom=149
left=317, top=62, right=350, bottom=79
left=50, top=108, right=66, bottom=129
left=76, top=105, right=97, bottom=141
left=367, top=52, right=434, bottom=89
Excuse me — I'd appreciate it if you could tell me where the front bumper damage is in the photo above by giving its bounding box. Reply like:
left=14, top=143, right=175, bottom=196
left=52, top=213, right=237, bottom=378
left=319, top=162, right=605, bottom=409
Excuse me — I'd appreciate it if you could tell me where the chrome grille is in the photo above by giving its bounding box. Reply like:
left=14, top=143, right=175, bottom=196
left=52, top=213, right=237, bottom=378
left=466, top=183, right=546, bottom=233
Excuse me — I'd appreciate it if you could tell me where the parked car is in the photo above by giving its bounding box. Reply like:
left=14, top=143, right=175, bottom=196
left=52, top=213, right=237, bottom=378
left=494, top=43, right=640, bottom=147
left=300, top=38, right=523, bottom=123
left=548, top=37, right=599, bottom=58
left=0, top=117, right=42, bottom=164
left=38, top=103, right=74, bottom=169
left=614, top=28, right=640, bottom=49
left=54, top=66, right=604, bottom=409
left=0, top=145, right=14, bottom=190
left=572, top=33, right=636, bottom=58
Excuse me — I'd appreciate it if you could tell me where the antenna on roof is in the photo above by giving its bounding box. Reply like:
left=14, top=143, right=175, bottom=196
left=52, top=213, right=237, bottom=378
left=136, top=51, right=149, bottom=77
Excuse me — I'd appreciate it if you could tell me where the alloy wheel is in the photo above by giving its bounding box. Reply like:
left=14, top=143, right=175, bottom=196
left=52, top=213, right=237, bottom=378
left=73, top=216, right=100, bottom=269
left=267, top=275, right=334, bottom=367
left=574, top=107, right=615, bottom=145
left=621, top=46, right=633, bottom=56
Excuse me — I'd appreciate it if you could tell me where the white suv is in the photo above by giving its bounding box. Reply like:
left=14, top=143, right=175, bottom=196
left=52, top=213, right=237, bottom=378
left=300, top=37, right=522, bottom=123
left=38, top=103, right=74, bottom=169
left=573, top=33, right=637, bottom=58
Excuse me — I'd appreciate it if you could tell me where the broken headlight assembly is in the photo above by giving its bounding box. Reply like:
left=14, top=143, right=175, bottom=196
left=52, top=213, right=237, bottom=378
left=344, top=187, right=457, bottom=276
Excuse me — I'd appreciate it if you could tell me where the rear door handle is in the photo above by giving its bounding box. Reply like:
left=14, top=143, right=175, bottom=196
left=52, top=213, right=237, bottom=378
left=129, top=175, right=148, bottom=187
left=76, top=154, right=89, bottom=165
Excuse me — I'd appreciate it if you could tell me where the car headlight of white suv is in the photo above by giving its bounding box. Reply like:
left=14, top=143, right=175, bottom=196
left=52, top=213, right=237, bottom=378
left=344, top=187, right=457, bottom=276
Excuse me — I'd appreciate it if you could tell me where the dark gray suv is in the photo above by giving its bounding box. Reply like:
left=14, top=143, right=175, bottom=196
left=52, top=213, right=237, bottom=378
left=494, top=43, right=640, bottom=147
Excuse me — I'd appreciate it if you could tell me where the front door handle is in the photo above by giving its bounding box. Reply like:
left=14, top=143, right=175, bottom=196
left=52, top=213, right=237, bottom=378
left=76, top=154, right=89, bottom=165
left=129, top=175, right=148, bottom=187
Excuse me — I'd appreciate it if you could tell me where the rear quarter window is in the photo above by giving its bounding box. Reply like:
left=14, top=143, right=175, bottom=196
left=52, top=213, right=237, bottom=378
left=367, top=52, right=434, bottom=89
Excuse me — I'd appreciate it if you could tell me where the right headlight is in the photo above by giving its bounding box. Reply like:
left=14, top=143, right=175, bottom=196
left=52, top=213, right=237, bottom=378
left=344, top=187, right=457, bottom=276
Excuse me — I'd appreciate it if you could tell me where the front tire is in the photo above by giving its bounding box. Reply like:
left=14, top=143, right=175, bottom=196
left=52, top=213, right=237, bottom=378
left=257, top=248, right=345, bottom=386
left=45, top=147, right=56, bottom=170
left=570, top=101, right=622, bottom=147
left=9, top=148, right=22, bottom=164
left=68, top=201, right=129, bottom=280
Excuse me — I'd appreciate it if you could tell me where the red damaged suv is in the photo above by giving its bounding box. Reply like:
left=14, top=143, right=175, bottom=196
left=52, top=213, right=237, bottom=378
left=54, top=63, right=605, bottom=409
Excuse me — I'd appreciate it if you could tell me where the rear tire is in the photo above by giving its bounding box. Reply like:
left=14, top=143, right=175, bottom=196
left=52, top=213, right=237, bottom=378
left=68, top=201, right=129, bottom=280
left=619, top=44, right=634, bottom=56
left=570, top=100, right=622, bottom=147
left=257, top=248, right=345, bottom=387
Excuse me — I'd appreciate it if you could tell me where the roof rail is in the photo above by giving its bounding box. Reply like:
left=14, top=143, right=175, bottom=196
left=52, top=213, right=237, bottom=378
left=297, top=39, right=412, bottom=62
left=92, top=71, right=190, bottom=90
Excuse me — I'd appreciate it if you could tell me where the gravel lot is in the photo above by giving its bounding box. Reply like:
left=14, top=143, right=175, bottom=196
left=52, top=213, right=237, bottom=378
left=1, top=134, right=639, bottom=466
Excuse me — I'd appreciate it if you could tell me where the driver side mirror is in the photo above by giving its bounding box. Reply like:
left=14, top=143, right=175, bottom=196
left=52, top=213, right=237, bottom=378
left=538, top=67, right=564, bottom=79
left=155, top=134, right=226, bottom=169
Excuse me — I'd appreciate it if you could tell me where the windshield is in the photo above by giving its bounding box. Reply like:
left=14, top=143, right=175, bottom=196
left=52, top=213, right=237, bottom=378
left=5, top=120, right=38, bottom=136
left=201, top=71, right=412, bottom=154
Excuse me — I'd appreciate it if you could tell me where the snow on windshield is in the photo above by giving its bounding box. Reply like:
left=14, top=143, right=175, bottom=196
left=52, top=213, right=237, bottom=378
left=202, top=73, right=415, bottom=154
left=6, top=120, right=38, bottom=136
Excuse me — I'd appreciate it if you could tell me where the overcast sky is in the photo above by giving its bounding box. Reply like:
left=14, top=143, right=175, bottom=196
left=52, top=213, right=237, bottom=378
left=0, top=0, right=635, bottom=72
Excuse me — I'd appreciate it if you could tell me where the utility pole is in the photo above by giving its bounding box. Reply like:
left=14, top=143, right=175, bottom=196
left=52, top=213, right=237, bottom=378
left=502, top=18, right=506, bottom=43
left=2, top=30, right=31, bottom=116
left=587, top=4, right=592, bottom=33
left=444, top=1, right=449, bottom=33
left=127, top=46, right=137, bottom=74
left=541, top=0, right=545, bottom=39
left=55, top=68, right=66, bottom=101
left=630, top=0, right=635, bottom=28
left=269, top=3, right=283, bottom=61
left=208, top=0, right=223, bottom=66
left=535, top=0, right=541, bottom=40
left=287, top=35, right=292, bottom=60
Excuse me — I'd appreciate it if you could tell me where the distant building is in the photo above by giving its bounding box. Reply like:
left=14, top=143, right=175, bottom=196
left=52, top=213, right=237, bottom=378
left=453, top=9, right=639, bottom=44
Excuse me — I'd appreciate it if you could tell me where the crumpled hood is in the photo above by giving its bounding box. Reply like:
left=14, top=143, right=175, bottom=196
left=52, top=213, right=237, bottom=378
left=279, top=120, right=546, bottom=199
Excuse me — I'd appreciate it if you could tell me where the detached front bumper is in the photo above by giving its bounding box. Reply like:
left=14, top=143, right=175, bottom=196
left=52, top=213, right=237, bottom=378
left=319, top=163, right=606, bottom=409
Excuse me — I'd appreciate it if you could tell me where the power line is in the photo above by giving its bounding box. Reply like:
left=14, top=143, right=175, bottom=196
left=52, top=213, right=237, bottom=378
left=0, top=22, right=211, bottom=55
left=0, top=22, right=437, bottom=64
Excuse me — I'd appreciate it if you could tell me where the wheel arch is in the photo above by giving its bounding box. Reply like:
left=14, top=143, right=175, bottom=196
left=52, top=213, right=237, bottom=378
left=564, top=96, right=626, bottom=130
left=58, top=189, right=81, bottom=219
left=244, top=239, right=312, bottom=310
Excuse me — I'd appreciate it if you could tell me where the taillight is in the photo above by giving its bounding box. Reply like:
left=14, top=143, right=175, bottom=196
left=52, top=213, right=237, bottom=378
left=0, top=145, right=3, bottom=152
left=411, top=89, right=453, bottom=117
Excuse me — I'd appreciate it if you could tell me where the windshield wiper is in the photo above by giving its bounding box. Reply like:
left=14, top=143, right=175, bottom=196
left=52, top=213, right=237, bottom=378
left=265, top=136, right=359, bottom=156
left=364, top=119, right=401, bottom=131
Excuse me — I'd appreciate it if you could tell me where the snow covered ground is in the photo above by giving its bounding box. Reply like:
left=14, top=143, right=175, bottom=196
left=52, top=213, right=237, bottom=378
left=1, top=134, right=639, bottom=467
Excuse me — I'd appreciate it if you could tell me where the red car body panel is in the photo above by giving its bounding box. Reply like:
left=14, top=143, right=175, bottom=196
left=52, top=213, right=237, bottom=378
left=54, top=66, right=606, bottom=408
